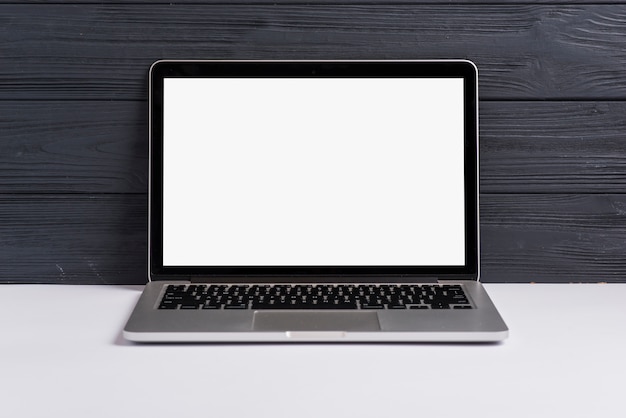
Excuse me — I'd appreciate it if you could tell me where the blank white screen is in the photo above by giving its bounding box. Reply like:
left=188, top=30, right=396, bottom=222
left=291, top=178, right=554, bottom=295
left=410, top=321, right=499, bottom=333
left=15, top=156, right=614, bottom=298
left=162, top=77, right=465, bottom=266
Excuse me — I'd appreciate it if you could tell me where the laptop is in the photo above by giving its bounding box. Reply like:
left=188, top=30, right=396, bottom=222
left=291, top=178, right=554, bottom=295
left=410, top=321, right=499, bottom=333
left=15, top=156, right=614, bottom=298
left=123, top=59, right=509, bottom=342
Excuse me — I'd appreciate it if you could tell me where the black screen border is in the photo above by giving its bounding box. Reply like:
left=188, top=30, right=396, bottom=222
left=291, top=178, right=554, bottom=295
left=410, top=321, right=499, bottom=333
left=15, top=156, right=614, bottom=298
left=149, top=60, right=479, bottom=282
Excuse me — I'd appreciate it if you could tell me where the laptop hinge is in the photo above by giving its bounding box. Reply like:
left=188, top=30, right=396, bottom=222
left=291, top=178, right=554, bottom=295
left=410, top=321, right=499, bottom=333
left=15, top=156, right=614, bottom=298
left=188, top=276, right=447, bottom=284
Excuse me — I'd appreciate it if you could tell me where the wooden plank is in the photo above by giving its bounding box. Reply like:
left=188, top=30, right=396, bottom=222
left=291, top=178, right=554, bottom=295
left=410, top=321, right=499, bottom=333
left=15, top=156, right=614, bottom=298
left=2, top=100, right=625, bottom=194
left=0, top=101, right=147, bottom=193
left=1, top=5, right=626, bottom=100
left=480, top=194, right=626, bottom=283
left=480, top=101, right=626, bottom=194
left=0, top=195, right=147, bottom=284
left=1, top=194, right=625, bottom=284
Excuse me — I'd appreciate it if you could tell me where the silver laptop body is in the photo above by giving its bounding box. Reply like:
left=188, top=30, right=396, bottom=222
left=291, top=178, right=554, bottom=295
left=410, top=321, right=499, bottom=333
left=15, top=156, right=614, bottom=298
left=123, top=60, right=508, bottom=342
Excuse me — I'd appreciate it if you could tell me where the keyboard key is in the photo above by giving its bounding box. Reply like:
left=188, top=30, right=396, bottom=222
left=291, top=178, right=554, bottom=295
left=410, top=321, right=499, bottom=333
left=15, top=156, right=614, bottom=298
left=180, top=304, right=201, bottom=309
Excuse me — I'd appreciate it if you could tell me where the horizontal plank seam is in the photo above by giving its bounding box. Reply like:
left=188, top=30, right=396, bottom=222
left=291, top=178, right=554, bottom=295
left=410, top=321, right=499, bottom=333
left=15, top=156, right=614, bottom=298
left=0, top=193, right=148, bottom=197
left=2, top=98, right=626, bottom=103
left=0, top=192, right=625, bottom=197
left=0, top=97, right=626, bottom=103
left=2, top=2, right=626, bottom=5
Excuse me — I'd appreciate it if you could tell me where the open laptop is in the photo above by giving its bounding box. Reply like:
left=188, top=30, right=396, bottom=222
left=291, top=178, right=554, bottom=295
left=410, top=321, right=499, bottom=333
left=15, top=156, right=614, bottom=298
left=123, top=60, right=508, bottom=342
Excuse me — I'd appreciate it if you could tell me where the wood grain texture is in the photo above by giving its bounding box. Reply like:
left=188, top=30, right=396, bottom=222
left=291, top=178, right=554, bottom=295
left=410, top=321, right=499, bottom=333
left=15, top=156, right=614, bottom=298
left=2, top=100, right=625, bottom=194
left=0, top=101, right=147, bottom=193
left=480, top=101, right=626, bottom=194
left=1, top=194, right=625, bottom=283
left=2, top=5, right=626, bottom=100
left=481, top=194, right=626, bottom=282
left=0, top=195, right=147, bottom=284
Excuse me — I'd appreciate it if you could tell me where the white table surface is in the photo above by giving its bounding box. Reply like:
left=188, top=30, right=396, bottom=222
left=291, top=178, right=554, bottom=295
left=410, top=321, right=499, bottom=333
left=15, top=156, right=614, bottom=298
left=1, top=283, right=625, bottom=418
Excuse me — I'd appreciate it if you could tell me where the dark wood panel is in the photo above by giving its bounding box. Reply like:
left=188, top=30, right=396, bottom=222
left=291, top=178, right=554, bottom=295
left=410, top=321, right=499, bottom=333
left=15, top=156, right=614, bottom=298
left=2, top=100, right=625, bottom=194
left=0, top=195, right=147, bottom=284
left=480, top=194, right=626, bottom=283
left=0, top=101, right=147, bottom=193
left=480, top=101, right=626, bottom=193
left=2, top=5, right=626, bottom=100
left=1, top=194, right=625, bottom=284
left=2, top=3, right=625, bottom=286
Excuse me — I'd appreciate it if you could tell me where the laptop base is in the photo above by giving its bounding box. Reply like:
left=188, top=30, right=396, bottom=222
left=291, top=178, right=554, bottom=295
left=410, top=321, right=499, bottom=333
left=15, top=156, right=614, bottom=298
left=123, top=281, right=508, bottom=343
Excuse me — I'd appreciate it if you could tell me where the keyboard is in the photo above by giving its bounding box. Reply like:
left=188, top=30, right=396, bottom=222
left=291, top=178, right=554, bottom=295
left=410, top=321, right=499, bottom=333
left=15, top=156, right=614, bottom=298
left=158, top=284, right=472, bottom=310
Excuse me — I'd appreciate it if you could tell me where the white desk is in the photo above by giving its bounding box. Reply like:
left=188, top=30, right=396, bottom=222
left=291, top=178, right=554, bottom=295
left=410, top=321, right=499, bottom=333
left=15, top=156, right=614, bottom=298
left=1, top=284, right=625, bottom=418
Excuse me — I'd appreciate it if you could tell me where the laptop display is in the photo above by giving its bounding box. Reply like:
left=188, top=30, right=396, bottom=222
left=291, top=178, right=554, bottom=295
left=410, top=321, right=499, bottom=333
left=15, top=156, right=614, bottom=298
left=150, top=61, right=478, bottom=280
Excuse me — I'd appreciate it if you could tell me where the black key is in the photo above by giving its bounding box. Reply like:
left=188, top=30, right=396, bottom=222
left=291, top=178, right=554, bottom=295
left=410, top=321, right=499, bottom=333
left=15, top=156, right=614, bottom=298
left=252, top=303, right=289, bottom=309
left=361, top=304, right=385, bottom=309
left=159, top=303, right=178, bottom=310
left=204, top=298, right=222, bottom=306
left=388, top=305, right=407, bottom=309
left=313, top=303, right=358, bottom=309
left=159, top=299, right=177, bottom=306
left=224, top=304, right=247, bottom=309
left=430, top=303, right=450, bottom=309
left=180, top=304, right=201, bottom=309
left=409, top=305, right=429, bottom=309
left=187, top=285, right=202, bottom=293
left=453, top=305, right=473, bottom=309
left=202, top=304, right=220, bottom=309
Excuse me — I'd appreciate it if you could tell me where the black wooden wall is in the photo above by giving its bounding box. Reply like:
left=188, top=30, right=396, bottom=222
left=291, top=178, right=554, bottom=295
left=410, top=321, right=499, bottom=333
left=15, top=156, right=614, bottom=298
left=2, top=1, right=626, bottom=284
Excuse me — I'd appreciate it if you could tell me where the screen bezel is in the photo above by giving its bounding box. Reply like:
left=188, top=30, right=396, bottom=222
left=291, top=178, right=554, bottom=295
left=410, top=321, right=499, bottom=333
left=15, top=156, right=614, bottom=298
left=149, top=60, right=479, bottom=282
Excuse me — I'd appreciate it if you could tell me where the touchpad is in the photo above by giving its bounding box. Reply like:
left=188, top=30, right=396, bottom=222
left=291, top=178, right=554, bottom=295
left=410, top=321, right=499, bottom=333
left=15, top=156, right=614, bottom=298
left=253, top=311, right=381, bottom=332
